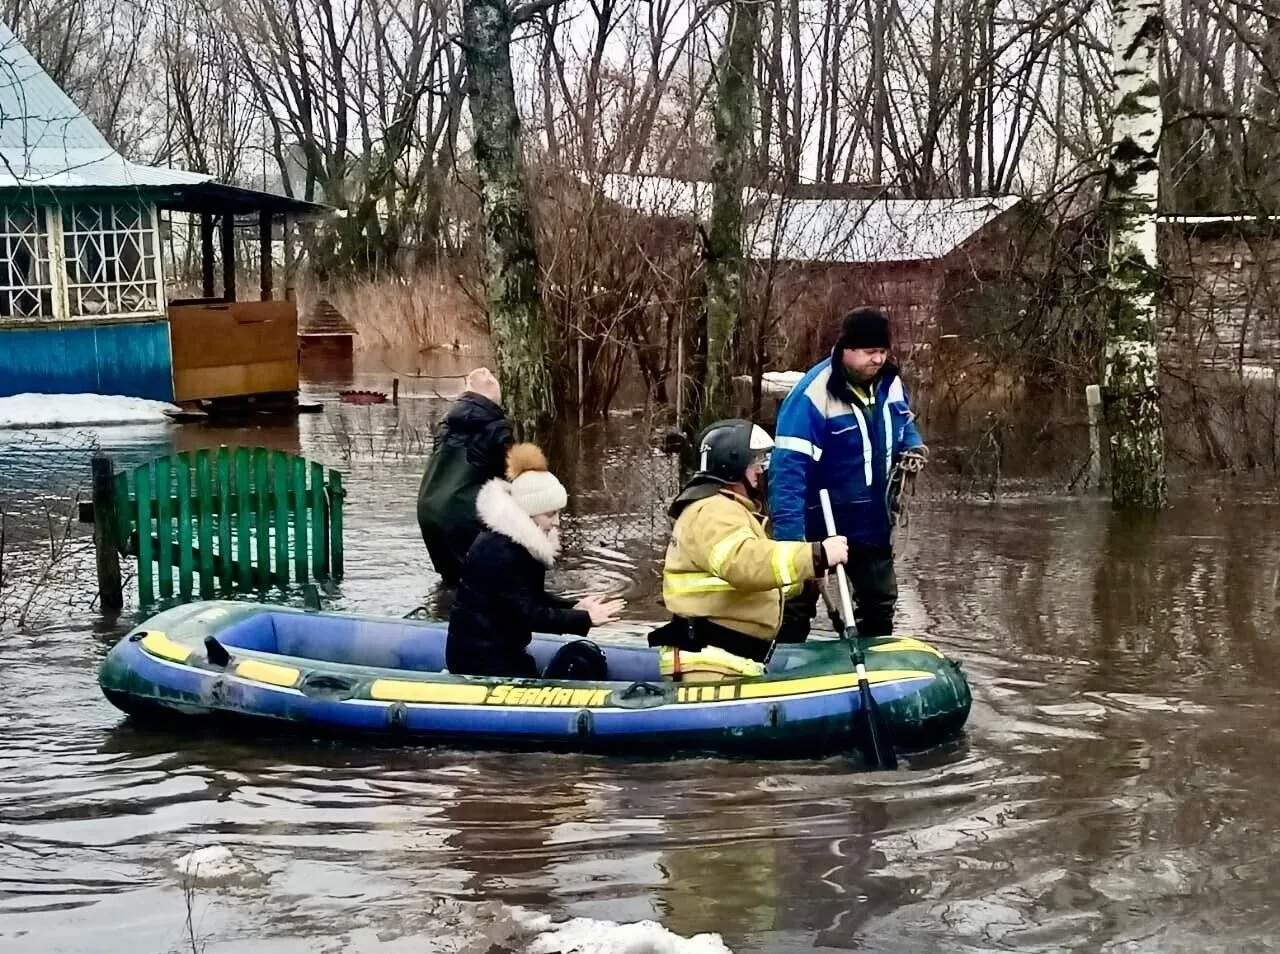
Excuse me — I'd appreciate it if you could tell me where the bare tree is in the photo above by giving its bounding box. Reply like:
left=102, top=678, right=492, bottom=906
left=4, top=0, right=153, bottom=151
left=196, top=0, right=466, bottom=273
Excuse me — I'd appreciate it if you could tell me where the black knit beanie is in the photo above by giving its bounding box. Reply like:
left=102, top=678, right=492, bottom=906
left=839, top=307, right=891, bottom=351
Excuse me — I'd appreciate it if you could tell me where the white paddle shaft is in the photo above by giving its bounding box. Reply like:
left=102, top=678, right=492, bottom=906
left=818, top=489, right=857, bottom=634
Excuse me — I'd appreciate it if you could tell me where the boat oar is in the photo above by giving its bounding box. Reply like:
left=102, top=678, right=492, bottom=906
left=819, top=489, right=898, bottom=771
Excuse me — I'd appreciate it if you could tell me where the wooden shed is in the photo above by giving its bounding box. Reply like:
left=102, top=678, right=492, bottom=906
left=1158, top=213, right=1280, bottom=379
left=0, top=24, right=328, bottom=408
left=746, top=189, right=1025, bottom=369
left=298, top=297, right=359, bottom=361
left=582, top=173, right=1024, bottom=373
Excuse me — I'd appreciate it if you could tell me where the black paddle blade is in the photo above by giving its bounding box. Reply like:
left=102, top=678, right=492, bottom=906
left=845, top=627, right=897, bottom=770
left=857, top=677, right=898, bottom=770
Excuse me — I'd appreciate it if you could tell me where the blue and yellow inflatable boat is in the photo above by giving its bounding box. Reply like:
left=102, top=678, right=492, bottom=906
left=98, top=600, right=971, bottom=759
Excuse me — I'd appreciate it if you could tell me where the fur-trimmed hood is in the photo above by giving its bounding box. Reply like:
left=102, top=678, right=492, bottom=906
left=475, top=478, right=559, bottom=566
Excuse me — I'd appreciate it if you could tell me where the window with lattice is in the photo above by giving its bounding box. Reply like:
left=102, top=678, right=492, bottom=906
left=0, top=204, right=55, bottom=321
left=61, top=203, right=162, bottom=318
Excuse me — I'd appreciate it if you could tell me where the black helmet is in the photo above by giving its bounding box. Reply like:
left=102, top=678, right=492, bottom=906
left=695, top=418, right=775, bottom=483
left=669, top=419, right=775, bottom=517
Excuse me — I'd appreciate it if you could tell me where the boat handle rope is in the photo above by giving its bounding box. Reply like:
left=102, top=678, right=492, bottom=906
left=618, top=681, right=667, bottom=699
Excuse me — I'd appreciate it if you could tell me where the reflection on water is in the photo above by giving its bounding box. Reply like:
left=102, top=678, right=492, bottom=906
left=2, top=356, right=1280, bottom=952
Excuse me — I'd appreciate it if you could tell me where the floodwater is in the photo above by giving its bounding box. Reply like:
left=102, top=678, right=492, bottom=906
left=3, top=354, right=1280, bottom=954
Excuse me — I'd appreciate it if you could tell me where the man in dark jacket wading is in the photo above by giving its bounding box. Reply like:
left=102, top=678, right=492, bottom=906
left=416, top=367, right=514, bottom=586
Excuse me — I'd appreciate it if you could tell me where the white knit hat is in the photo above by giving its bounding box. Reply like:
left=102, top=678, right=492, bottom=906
left=506, top=443, right=568, bottom=516
left=509, top=469, right=568, bottom=516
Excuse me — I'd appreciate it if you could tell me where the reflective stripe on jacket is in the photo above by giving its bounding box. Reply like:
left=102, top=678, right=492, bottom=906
left=662, top=490, right=817, bottom=641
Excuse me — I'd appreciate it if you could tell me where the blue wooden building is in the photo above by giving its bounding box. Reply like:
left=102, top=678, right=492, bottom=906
left=0, top=25, right=326, bottom=406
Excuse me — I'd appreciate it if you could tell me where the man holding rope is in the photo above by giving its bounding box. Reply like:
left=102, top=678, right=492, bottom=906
left=769, top=307, right=929, bottom=642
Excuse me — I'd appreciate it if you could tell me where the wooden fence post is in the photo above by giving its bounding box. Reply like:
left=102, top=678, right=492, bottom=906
left=91, top=454, right=123, bottom=612
left=1086, top=384, right=1104, bottom=491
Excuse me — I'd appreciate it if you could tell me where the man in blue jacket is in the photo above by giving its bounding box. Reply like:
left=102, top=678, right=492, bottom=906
left=769, top=307, right=928, bottom=641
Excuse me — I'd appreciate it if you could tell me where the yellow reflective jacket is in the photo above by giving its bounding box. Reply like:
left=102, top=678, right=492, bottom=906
left=662, top=490, right=819, bottom=641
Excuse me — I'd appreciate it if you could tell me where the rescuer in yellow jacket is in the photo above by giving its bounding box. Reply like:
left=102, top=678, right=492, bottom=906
left=649, top=419, right=849, bottom=670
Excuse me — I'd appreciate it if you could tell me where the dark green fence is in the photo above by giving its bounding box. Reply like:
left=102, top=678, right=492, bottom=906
left=86, top=446, right=345, bottom=608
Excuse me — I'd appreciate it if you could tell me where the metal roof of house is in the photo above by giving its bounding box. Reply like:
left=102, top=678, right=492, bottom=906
left=587, top=172, right=1021, bottom=264
left=591, top=173, right=770, bottom=220
left=0, top=24, right=325, bottom=216
left=752, top=195, right=1022, bottom=264
left=1158, top=214, right=1280, bottom=225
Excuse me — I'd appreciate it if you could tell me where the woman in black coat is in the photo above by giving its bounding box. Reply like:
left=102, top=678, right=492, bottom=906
left=446, top=444, right=625, bottom=678
left=416, top=368, right=514, bottom=586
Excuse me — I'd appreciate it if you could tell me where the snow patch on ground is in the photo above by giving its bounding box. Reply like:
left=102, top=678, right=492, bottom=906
left=0, top=393, right=181, bottom=429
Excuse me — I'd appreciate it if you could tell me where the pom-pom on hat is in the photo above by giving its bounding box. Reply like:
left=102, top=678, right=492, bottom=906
left=506, top=443, right=568, bottom=516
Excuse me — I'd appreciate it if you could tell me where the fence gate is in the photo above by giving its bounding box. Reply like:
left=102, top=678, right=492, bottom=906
left=87, top=446, right=345, bottom=608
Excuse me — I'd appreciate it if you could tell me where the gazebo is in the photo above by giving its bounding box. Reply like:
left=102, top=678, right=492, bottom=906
left=0, top=23, right=328, bottom=407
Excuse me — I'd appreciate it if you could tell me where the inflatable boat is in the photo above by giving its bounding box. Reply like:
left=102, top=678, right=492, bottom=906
left=98, top=600, right=972, bottom=759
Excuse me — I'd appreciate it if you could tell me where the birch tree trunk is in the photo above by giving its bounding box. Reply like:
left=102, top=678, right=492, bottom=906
left=1102, top=0, right=1167, bottom=509
left=463, top=0, right=554, bottom=438
left=700, top=0, right=760, bottom=429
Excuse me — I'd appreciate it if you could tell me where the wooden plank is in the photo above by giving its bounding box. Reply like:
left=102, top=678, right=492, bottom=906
left=292, top=456, right=308, bottom=583
left=259, top=212, right=273, bottom=301
left=235, top=449, right=252, bottom=588
left=168, top=301, right=298, bottom=368
left=195, top=450, right=215, bottom=599
left=146, top=536, right=251, bottom=583
left=310, top=461, right=326, bottom=578
left=216, top=448, right=233, bottom=590
left=172, top=363, right=298, bottom=406
left=91, top=456, right=122, bottom=612
left=272, top=451, right=290, bottom=587
left=254, top=449, right=270, bottom=589
left=200, top=214, right=216, bottom=298
left=112, top=472, right=132, bottom=554
left=328, top=471, right=344, bottom=579
left=221, top=212, right=236, bottom=301
left=168, top=299, right=299, bottom=403
left=175, top=453, right=194, bottom=598
left=134, top=466, right=154, bottom=606
left=0, top=321, right=174, bottom=405
left=155, top=456, right=174, bottom=599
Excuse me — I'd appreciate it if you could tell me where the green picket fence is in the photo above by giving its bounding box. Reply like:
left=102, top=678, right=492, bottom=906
left=91, top=446, right=345, bottom=607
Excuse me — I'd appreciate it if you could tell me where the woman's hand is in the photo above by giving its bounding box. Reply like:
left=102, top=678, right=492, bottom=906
left=575, top=594, right=626, bottom=626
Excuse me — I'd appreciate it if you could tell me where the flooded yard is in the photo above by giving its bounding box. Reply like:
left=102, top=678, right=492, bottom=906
left=2, top=357, right=1279, bottom=953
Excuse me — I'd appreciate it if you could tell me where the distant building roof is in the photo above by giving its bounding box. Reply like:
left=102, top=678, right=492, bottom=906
left=299, top=299, right=358, bottom=337
left=0, top=24, right=324, bottom=216
left=753, top=195, right=1022, bottom=264
left=1158, top=214, right=1280, bottom=225
left=583, top=172, right=1021, bottom=265
left=589, top=173, right=766, bottom=220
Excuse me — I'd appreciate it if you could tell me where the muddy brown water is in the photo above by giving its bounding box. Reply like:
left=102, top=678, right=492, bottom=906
left=3, top=356, right=1280, bottom=953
